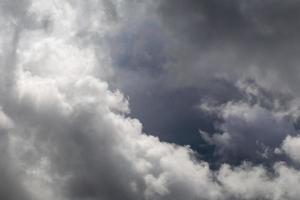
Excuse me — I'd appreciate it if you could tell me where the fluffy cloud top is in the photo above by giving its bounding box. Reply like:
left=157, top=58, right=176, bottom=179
left=281, top=135, right=300, bottom=164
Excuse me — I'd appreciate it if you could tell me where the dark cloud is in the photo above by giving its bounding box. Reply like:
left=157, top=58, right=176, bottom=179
left=102, top=11, right=246, bottom=158
left=0, top=124, right=32, bottom=200
left=154, top=0, right=300, bottom=93
left=158, top=0, right=300, bottom=42
left=99, top=0, right=300, bottom=167
left=1, top=0, right=300, bottom=200
left=198, top=80, right=299, bottom=166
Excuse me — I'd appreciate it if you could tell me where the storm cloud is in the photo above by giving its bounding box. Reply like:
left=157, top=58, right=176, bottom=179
left=1, top=0, right=300, bottom=200
left=156, top=0, right=300, bottom=93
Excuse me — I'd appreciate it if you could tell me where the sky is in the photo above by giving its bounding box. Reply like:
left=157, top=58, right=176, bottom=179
left=1, top=0, right=300, bottom=199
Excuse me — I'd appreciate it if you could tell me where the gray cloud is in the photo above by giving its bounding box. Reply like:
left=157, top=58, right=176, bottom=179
left=2, top=1, right=300, bottom=200
left=0, top=110, right=32, bottom=200
left=199, top=80, right=299, bottom=165
left=155, top=0, right=300, bottom=93
left=95, top=0, right=300, bottom=162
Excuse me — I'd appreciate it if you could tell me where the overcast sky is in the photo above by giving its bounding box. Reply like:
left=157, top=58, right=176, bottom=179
left=1, top=0, right=300, bottom=199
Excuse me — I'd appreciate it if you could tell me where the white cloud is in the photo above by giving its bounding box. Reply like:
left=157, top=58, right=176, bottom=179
left=2, top=0, right=300, bottom=200
left=281, top=135, right=300, bottom=164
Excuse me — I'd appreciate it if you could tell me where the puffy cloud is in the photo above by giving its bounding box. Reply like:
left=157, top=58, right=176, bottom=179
left=281, top=135, right=300, bottom=164
left=199, top=82, right=297, bottom=163
left=220, top=103, right=290, bottom=148
left=218, top=162, right=300, bottom=200
left=2, top=0, right=300, bottom=200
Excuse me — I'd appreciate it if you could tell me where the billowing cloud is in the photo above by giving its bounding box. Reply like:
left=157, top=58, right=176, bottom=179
left=281, top=135, right=300, bottom=164
left=96, top=0, right=300, bottom=155
left=199, top=80, right=298, bottom=164
left=1, top=0, right=300, bottom=200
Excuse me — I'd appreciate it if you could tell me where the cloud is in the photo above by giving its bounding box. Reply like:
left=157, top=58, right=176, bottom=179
left=281, top=135, right=300, bottom=164
left=199, top=81, right=297, bottom=164
left=10, top=68, right=300, bottom=200
left=96, top=0, right=300, bottom=156
left=2, top=0, right=300, bottom=200
left=154, top=0, right=300, bottom=94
